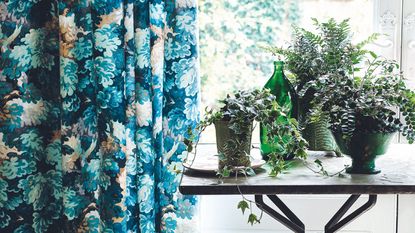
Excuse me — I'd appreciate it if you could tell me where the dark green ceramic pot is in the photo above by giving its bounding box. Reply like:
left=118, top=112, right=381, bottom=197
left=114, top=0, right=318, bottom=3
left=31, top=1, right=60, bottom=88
left=332, top=131, right=395, bottom=174
left=215, top=120, right=252, bottom=170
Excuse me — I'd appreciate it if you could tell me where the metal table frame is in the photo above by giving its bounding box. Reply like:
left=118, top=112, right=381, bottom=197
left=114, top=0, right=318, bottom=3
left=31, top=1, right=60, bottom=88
left=254, top=194, right=377, bottom=233
left=180, top=144, right=415, bottom=233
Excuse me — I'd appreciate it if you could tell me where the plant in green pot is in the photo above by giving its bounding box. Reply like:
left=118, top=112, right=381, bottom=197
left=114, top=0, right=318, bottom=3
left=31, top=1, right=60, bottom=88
left=190, top=89, right=308, bottom=176
left=302, top=55, right=415, bottom=174
left=264, top=18, right=378, bottom=155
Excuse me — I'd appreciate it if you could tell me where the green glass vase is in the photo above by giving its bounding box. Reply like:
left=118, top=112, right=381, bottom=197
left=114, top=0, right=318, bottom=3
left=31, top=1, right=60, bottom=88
left=260, top=61, right=297, bottom=160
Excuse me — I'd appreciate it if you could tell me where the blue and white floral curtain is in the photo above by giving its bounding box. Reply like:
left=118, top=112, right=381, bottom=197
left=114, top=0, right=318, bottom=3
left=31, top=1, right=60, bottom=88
left=0, top=0, right=199, bottom=232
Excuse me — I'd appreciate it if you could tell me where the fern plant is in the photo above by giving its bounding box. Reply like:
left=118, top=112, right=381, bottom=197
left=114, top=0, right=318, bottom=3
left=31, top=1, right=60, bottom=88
left=265, top=18, right=375, bottom=88
left=263, top=18, right=379, bottom=153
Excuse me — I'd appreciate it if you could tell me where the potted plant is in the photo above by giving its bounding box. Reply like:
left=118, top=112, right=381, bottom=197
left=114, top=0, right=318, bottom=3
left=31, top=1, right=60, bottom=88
left=264, top=18, right=378, bottom=155
left=301, top=55, right=415, bottom=174
left=188, top=89, right=308, bottom=175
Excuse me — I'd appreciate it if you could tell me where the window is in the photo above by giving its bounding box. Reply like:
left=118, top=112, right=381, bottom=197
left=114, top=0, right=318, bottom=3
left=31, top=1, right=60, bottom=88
left=198, top=0, right=411, bottom=143
left=197, top=2, right=414, bottom=233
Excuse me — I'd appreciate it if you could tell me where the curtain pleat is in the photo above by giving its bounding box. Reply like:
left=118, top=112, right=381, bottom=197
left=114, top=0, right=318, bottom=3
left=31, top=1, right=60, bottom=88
left=0, top=0, right=200, bottom=232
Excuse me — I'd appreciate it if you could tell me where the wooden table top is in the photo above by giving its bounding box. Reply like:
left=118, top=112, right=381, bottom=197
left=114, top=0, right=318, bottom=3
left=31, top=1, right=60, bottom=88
left=179, top=144, right=415, bottom=195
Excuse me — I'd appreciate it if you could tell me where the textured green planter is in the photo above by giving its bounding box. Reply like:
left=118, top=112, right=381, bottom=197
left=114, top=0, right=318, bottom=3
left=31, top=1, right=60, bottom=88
left=215, top=120, right=252, bottom=170
left=298, top=95, right=340, bottom=155
left=332, top=131, right=395, bottom=174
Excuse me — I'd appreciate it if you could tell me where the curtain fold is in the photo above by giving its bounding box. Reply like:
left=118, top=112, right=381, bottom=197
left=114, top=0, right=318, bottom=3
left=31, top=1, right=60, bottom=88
left=0, top=0, right=200, bottom=232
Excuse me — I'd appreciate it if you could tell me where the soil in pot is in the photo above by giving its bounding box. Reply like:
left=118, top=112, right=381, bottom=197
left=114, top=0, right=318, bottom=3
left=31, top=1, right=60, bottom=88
left=215, top=120, right=252, bottom=171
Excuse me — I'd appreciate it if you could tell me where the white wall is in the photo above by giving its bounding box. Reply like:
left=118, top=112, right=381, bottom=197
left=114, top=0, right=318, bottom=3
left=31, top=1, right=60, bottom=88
left=200, top=194, right=415, bottom=233
left=397, top=195, right=415, bottom=233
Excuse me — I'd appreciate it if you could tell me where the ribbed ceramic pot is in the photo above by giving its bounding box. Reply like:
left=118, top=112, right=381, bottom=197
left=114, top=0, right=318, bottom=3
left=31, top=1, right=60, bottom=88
left=298, top=94, right=340, bottom=155
left=332, top=131, right=395, bottom=174
left=215, top=120, right=252, bottom=171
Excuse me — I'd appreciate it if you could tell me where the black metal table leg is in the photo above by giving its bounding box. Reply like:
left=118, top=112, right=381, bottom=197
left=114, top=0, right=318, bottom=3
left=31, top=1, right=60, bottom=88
left=325, top=195, right=377, bottom=233
left=255, top=195, right=305, bottom=233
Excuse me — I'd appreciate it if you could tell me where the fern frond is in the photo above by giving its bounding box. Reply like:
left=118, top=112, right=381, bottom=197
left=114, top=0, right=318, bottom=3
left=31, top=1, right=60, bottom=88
left=301, top=29, right=323, bottom=45
left=259, top=45, right=289, bottom=56
left=356, top=33, right=380, bottom=49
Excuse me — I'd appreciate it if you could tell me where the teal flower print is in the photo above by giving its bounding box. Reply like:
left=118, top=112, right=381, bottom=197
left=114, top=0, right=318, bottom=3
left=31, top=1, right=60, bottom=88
left=10, top=44, right=31, bottom=68
left=184, top=97, right=199, bottom=121
left=138, top=175, right=155, bottom=214
left=21, top=28, right=55, bottom=70
left=1, top=0, right=200, bottom=232
left=0, top=180, right=8, bottom=207
left=73, top=36, right=93, bottom=60
left=18, top=173, right=47, bottom=210
left=82, top=159, right=100, bottom=192
left=0, top=210, right=11, bottom=229
left=97, top=87, right=122, bottom=109
left=60, top=57, right=78, bottom=98
left=95, top=24, right=121, bottom=57
left=135, top=28, right=150, bottom=69
left=19, top=129, right=44, bottom=153
left=95, top=57, right=116, bottom=88
left=0, top=157, right=36, bottom=179
left=176, top=198, right=195, bottom=219
left=162, top=213, right=177, bottom=233
left=166, top=38, right=191, bottom=60
left=6, top=0, right=40, bottom=19
left=92, top=0, right=122, bottom=14
left=63, top=187, right=88, bottom=220
left=33, top=211, right=53, bottom=233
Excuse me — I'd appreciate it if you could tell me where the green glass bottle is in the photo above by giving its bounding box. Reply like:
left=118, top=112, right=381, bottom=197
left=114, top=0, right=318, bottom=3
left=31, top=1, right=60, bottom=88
left=260, top=61, right=297, bottom=160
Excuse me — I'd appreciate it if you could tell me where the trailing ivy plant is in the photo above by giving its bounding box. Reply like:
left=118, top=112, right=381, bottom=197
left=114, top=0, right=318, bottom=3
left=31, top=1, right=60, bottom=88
left=186, top=89, right=308, bottom=176
left=185, top=88, right=308, bottom=225
left=300, top=53, right=415, bottom=143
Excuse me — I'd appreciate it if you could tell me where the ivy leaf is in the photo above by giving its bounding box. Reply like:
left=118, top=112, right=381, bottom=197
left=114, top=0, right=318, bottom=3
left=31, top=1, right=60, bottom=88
left=218, top=166, right=231, bottom=178
left=369, top=51, right=378, bottom=59
left=314, top=159, right=322, bottom=167
left=248, top=213, right=260, bottom=225
left=184, top=138, right=193, bottom=152
left=314, top=159, right=329, bottom=176
left=245, top=167, right=256, bottom=176
left=217, top=152, right=226, bottom=161
left=237, top=200, right=249, bottom=215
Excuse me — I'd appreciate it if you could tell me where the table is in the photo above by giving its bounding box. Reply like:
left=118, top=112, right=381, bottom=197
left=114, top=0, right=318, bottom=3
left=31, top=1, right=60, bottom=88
left=179, top=144, right=415, bottom=233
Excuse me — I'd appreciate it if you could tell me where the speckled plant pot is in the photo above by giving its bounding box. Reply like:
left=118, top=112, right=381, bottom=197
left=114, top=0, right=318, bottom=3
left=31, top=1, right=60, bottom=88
left=214, top=120, right=252, bottom=171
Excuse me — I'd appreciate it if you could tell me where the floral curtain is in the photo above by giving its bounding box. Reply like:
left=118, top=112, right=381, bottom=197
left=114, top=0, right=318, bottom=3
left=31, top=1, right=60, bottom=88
left=0, top=0, right=200, bottom=232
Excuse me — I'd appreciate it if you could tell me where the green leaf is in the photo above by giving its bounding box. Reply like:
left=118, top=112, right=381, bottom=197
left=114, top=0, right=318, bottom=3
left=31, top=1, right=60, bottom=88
left=219, top=166, right=231, bottom=178
left=248, top=213, right=260, bottom=225
left=369, top=51, right=378, bottom=59
left=314, top=159, right=323, bottom=166
left=237, top=200, right=249, bottom=215
left=245, top=167, right=256, bottom=176
left=217, top=152, right=226, bottom=161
